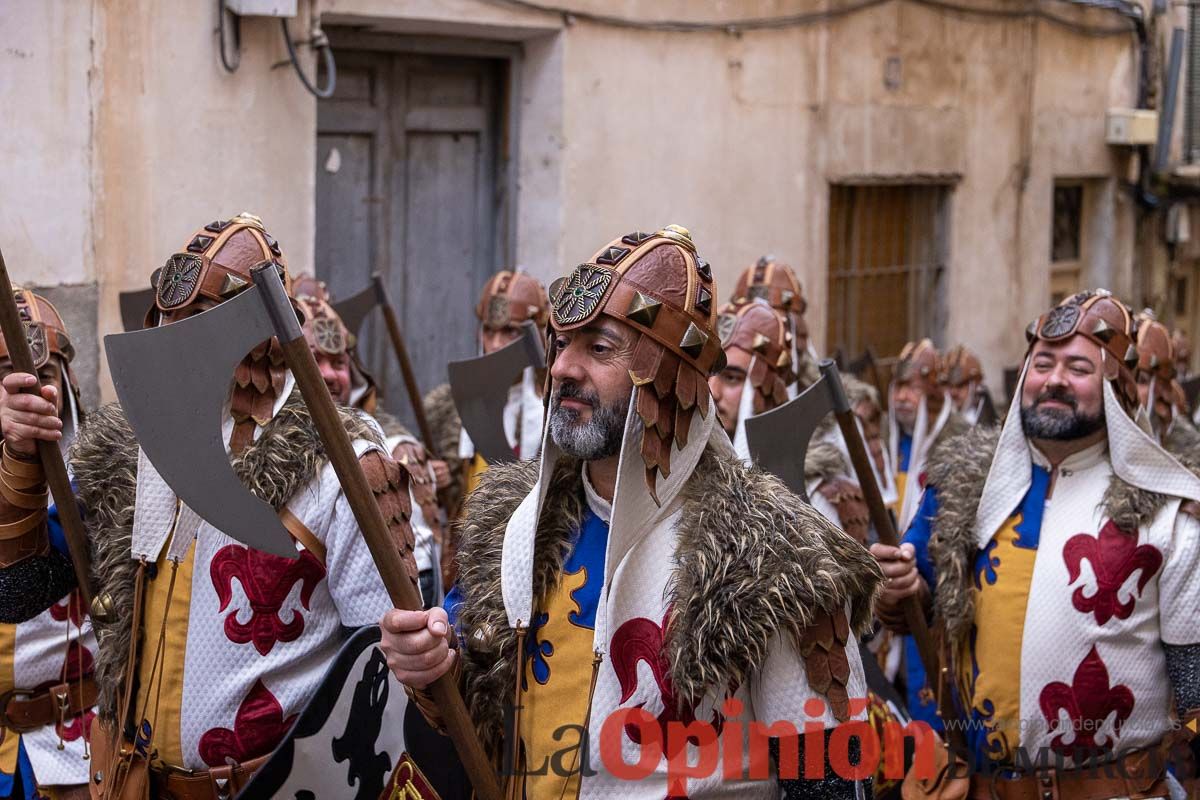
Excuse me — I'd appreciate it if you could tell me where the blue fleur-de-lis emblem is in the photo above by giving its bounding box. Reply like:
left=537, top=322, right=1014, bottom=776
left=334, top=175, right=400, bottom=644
left=523, top=612, right=553, bottom=689
left=551, top=265, right=614, bottom=326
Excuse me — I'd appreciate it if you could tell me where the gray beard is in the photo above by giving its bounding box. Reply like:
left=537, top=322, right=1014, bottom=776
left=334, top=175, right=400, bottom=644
left=548, top=389, right=629, bottom=461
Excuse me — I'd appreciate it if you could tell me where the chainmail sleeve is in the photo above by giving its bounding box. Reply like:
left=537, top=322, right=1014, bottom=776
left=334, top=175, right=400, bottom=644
left=0, top=547, right=74, bottom=623
left=1165, top=643, right=1200, bottom=716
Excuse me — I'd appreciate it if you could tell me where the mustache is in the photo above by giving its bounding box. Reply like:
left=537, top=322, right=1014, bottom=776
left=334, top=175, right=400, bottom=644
left=1034, top=387, right=1077, bottom=410
left=553, top=381, right=598, bottom=408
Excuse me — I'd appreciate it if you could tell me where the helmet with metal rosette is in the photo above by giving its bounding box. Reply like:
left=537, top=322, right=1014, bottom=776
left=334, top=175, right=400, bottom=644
left=1025, top=290, right=1139, bottom=411
left=715, top=301, right=792, bottom=415
left=731, top=256, right=806, bottom=316
left=547, top=225, right=724, bottom=500
left=151, top=212, right=290, bottom=320
left=1, top=288, right=75, bottom=372
left=151, top=213, right=293, bottom=452
left=293, top=279, right=381, bottom=412
left=476, top=271, right=549, bottom=331
left=0, top=288, right=85, bottom=430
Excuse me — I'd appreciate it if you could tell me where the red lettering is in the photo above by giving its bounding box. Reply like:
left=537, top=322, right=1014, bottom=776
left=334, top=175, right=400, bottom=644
left=666, top=720, right=719, bottom=796
left=829, top=721, right=880, bottom=781
left=599, top=707, right=661, bottom=781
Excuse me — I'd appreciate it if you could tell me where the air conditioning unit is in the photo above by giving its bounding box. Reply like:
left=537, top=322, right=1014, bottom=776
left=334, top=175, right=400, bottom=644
left=1106, top=108, right=1159, bottom=146
left=225, top=0, right=297, bottom=16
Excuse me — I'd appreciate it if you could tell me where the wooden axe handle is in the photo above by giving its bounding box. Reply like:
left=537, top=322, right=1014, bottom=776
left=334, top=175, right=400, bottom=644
left=819, top=360, right=966, bottom=748
left=254, top=267, right=501, bottom=800
left=372, top=275, right=437, bottom=454
left=0, top=248, right=92, bottom=609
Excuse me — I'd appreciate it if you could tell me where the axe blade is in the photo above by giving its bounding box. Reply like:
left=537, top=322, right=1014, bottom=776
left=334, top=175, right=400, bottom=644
left=330, top=280, right=380, bottom=336
left=744, top=373, right=836, bottom=502
left=447, top=321, right=545, bottom=465
left=104, top=287, right=297, bottom=559
left=118, top=288, right=156, bottom=332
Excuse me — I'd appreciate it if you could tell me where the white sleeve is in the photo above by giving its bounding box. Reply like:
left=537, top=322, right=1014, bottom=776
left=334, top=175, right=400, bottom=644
left=1160, top=511, right=1200, bottom=646
left=321, top=462, right=395, bottom=628
left=750, top=603, right=869, bottom=729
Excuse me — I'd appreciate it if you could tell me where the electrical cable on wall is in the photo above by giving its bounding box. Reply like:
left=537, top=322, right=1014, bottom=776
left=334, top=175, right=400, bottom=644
left=474, top=0, right=1139, bottom=37
left=217, top=0, right=241, bottom=73
left=281, top=16, right=337, bottom=99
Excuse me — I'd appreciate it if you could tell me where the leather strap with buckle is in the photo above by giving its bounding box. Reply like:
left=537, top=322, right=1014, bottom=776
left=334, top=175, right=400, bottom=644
left=0, top=677, right=97, bottom=733
left=150, top=753, right=267, bottom=800
left=969, top=755, right=1170, bottom=800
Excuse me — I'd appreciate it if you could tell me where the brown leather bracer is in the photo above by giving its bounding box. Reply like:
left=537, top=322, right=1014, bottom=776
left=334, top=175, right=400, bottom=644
left=359, top=450, right=420, bottom=595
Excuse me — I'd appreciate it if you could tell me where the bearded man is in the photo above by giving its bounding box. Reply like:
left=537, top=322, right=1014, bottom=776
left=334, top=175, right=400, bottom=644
left=940, top=344, right=992, bottom=426
left=294, top=282, right=444, bottom=607
left=0, top=214, right=418, bottom=798
left=382, top=227, right=881, bottom=799
left=423, top=270, right=549, bottom=515
left=874, top=291, right=1200, bottom=797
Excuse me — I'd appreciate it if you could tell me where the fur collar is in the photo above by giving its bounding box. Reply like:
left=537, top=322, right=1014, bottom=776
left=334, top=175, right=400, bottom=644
left=70, top=392, right=380, bottom=722
left=926, top=426, right=1189, bottom=644
left=805, top=439, right=849, bottom=483
left=451, top=445, right=882, bottom=757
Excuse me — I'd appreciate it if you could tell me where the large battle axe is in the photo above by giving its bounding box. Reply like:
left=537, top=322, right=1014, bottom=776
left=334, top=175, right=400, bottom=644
left=0, top=249, right=93, bottom=608
left=447, top=322, right=545, bottom=465
left=746, top=360, right=963, bottom=740
left=104, top=265, right=502, bottom=800
left=333, top=274, right=435, bottom=453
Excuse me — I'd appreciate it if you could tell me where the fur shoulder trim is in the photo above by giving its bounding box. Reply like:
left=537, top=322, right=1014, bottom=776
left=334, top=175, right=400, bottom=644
left=423, top=383, right=462, bottom=462
left=925, top=426, right=1000, bottom=642
left=453, top=456, right=582, bottom=757
left=68, top=403, right=140, bottom=722
left=805, top=440, right=849, bottom=483
left=1165, top=422, right=1200, bottom=468
left=670, top=447, right=881, bottom=708
left=452, top=446, right=882, bottom=750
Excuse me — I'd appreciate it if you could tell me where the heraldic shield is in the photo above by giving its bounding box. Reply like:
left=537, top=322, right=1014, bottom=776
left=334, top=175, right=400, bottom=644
left=237, top=625, right=439, bottom=800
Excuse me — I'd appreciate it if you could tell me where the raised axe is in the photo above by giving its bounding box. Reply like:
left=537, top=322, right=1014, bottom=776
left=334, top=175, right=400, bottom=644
left=0, top=249, right=93, bottom=609
left=118, top=287, right=156, bottom=332
left=333, top=273, right=435, bottom=453
left=103, top=264, right=502, bottom=800
left=745, top=359, right=966, bottom=749
left=446, top=321, right=545, bottom=465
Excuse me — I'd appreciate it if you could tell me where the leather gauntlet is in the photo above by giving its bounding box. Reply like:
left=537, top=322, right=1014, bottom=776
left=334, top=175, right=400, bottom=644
left=0, top=443, right=50, bottom=567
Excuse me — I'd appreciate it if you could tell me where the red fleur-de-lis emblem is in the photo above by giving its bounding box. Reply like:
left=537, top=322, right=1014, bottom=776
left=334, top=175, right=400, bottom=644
left=1039, top=646, right=1134, bottom=755
left=610, top=611, right=725, bottom=760
left=210, top=544, right=326, bottom=656
left=1063, top=521, right=1162, bottom=625
left=58, top=708, right=95, bottom=743
left=198, top=680, right=297, bottom=767
left=49, top=590, right=87, bottom=627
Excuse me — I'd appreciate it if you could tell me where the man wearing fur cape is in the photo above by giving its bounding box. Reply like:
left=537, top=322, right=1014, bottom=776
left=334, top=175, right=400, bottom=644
left=0, top=214, right=419, bottom=798
left=422, top=270, right=550, bottom=520
left=709, top=300, right=869, bottom=545
left=874, top=290, right=1200, bottom=798
left=382, top=226, right=882, bottom=799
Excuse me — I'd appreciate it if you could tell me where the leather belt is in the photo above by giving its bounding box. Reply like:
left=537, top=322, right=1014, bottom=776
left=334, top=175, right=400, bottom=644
left=151, top=754, right=267, bottom=800
left=0, top=677, right=97, bottom=733
left=969, top=754, right=1170, bottom=800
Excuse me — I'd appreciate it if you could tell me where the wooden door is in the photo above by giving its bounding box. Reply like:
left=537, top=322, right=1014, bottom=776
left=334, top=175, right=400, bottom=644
left=316, top=49, right=507, bottom=431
